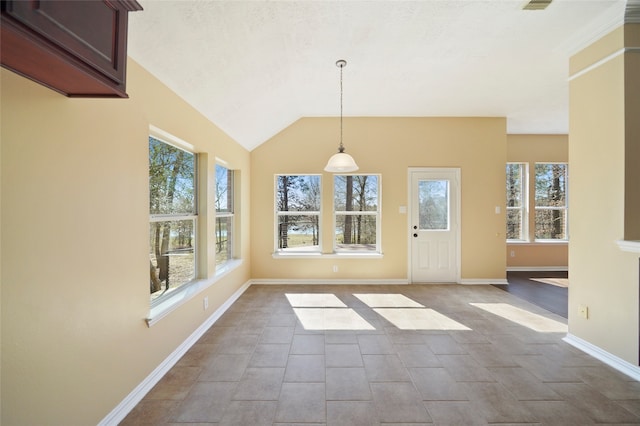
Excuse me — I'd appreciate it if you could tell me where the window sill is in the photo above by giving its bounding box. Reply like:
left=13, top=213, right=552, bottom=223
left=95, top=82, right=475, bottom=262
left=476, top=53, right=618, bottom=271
left=146, top=259, right=243, bottom=327
left=507, top=240, right=568, bottom=245
left=616, top=240, right=640, bottom=254
left=273, top=252, right=383, bottom=259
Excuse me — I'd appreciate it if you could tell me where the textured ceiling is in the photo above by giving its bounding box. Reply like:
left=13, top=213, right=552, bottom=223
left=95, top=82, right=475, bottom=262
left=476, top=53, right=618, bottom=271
left=128, top=0, right=627, bottom=151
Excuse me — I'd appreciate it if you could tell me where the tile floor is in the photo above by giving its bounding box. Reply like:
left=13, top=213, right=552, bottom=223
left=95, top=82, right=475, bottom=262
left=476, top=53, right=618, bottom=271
left=121, top=284, right=640, bottom=425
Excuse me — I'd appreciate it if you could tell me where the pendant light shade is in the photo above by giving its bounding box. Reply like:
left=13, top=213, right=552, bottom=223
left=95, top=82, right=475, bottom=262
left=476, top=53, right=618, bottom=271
left=324, top=59, right=359, bottom=173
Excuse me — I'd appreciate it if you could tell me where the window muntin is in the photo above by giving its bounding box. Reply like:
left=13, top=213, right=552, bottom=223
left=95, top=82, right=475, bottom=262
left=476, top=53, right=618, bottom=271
left=149, top=136, right=197, bottom=302
left=215, top=164, right=234, bottom=268
left=506, top=163, right=528, bottom=241
left=275, top=175, right=321, bottom=252
left=418, top=179, right=449, bottom=231
left=534, top=163, right=568, bottom=241
left=334, top=175, right=380, bottom=252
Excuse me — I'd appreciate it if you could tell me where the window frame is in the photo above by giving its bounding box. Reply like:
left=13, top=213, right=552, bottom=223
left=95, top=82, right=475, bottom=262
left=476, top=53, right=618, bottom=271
left=215, top=163, right=235, bottom=270
left=148, top=131, right=199, bottom=308
left=506, top=162, right=529, bottom=242
left=534, top=162, right=568, bottom=242
left=333, top=174, right=382, bottom=254
left=274, top=174, right=322, bottom=254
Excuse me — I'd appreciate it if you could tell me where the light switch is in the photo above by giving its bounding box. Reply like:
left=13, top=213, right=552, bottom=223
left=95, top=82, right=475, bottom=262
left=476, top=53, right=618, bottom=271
left=495, top=206, right=501, bottom=214
left=399, top=206, right=407, bottom=214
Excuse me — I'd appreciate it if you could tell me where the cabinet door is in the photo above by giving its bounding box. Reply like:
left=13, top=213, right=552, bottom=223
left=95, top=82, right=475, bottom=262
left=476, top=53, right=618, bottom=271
left=5, top=0, right=126, bottom=84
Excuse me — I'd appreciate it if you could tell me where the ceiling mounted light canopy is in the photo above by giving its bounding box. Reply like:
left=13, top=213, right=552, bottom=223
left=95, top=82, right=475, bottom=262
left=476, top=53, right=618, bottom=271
left=324, top=59, right=359, bottom=173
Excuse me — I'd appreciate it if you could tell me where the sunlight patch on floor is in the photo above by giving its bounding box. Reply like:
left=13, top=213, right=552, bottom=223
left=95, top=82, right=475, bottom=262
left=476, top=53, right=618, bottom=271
left=470, top=302, right=567, bottom=333
left=292, top=308, right=375, bottom=330
left=374, top=308, right=471, bottom=330
left=285, top=293, right=347, bottom=307
left=353, top=293, right=425, bottom=308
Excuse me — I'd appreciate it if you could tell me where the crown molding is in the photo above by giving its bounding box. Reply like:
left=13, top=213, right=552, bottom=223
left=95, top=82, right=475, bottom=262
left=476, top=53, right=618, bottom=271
left=626, top=0, right=640, bottom=23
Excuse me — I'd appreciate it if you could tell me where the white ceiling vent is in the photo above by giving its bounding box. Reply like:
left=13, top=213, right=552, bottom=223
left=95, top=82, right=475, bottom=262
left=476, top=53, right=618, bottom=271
left=523, top=0, right=553, bottom=10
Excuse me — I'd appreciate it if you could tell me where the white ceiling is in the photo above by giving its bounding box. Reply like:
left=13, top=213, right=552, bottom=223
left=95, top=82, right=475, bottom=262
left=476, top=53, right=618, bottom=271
left=128, top=0, right=628, bottom=151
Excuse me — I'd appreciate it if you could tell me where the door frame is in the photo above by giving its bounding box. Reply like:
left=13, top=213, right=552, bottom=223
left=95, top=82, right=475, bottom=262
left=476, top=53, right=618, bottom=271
left=407, top=167, right=462, bottom=284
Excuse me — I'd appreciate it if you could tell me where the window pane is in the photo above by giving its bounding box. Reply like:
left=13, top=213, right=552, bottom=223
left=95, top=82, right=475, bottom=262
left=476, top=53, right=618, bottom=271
left=277, top=215, right=320, bottom=250
left=506, top=209, right=522, bottom=240
left=535, top=209, right=566, bottom=239
left=506, top=164, right=522, bottom=208
left=419, top=180, right=449, bottom=230
left=276, top=175, right=320, bottom=212
left=149, top=136, right=196, bottom=215
left=215, top=216, right=233, bottom=266
left=149, top=219, right=195, bottom=299
left=334, top=175, right=378, bottom=211
left=335, top=214, right=377, bottom=251
left=535, top=164, right=566, bottom=207
left=215, top=165, right=233, bottom=213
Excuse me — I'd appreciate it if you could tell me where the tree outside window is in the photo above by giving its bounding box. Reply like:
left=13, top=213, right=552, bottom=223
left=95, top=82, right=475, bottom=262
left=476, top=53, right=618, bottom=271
left=334, top=175, right=380, bottom=252
left=215, top=164, right=234, bottom=267
left=506, top=163, right=527, bottom=241
left=535, top=163, right=568, bottom=240
left=149, top=136, right=196, bottom=301
left=276, top=175, right=321, bottom=252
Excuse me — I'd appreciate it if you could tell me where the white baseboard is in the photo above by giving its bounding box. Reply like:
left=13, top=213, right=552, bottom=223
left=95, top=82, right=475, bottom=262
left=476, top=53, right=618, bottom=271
left=506, top=266, right=569, bottom=272
left=98, top=280, right=252, bottom=426
left=249, top=278, right=410, bottom=285
left=460, top=278, right=509, bottom=285
left=563, top=333, right=640, bottom=381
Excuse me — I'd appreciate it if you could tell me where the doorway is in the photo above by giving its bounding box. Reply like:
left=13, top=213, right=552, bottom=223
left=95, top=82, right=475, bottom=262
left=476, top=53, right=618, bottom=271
left=408, top=168, right=460, bottom=283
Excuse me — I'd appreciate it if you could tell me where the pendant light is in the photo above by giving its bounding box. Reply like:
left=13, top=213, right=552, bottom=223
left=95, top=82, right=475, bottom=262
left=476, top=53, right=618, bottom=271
left=324, top=59, right=359, bottom=173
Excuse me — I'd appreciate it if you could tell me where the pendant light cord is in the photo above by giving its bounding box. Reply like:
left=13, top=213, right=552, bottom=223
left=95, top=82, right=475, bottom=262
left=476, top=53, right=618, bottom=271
left=339, top=60, right=345, bottom=153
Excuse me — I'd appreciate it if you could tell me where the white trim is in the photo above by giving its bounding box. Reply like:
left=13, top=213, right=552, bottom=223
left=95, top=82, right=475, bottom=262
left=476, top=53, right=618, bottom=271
left=563, top=334, right=640, bottom=381
left=569, top=48, right=625, bottom=81
left=616, top=240, right=640, bottom=254
left=249, top=278, right=409, bottom=285
left=553, top=3, right=624, bottom=56
left=506, top=266, right=569, bottom=272
left=149, top=125, right=195, bottom=151
left=272, top=252, right=383, bottom=259
left=459, top=278, right=509, bottom=285
left=99, top=280, right=252, bottom=426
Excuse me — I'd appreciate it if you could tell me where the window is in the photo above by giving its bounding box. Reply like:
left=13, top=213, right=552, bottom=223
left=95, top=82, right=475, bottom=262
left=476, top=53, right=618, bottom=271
left=215, top=164, right=234, bottom=268
left=275, top=175, right=321, bottom=253
left=334, top=175, right=380, bottom=252
left=149, top=136, right=197, bottom=302
left=535, top=163, right=568, bottom=240
left=506, top=163, right=528, bottom=241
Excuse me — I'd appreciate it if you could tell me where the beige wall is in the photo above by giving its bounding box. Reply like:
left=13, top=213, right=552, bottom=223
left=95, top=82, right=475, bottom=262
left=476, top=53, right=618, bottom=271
left=251, top=117, right=507, bottom=282
left=0, top=60, right=251, bottom=425
left=506, top=134, right=568, bottom=268
left=568, top=24, right=639, bottom=365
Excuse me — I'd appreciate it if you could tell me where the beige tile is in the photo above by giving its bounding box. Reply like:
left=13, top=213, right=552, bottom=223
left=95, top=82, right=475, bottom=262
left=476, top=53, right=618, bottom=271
left=547, top=382, right=640, bottom=423
left=424, top=401, right=488, bottom=425
left=326, top=367, right=372, bottom=401
left=275, top=383, right=326, bottom=423
left=145, top=366, right=201, bottom=400
left=395, top=344, right=441, bottom=367
left=215, top=333, right=260, bottom=354
left=324, top=331, right=358, bottom=344
left=370, top=382, right=432, bottom=423
left=290, top=334, right=325, bottom=354
left=487, top=367, right=560, bottom=400
left=268, top=312, right=297, bottom=326
left=464, top=343, right=519, bottom=367
left=437, top=354, right=496, bottom=382
left=461, top=382, right=543, bottom=424
left=198, top=353, right=250, bottom=382
left=248, top=343, right=290, bottom=367
left=521, top=400, right=596, bottom=425
left=173, top=382, right=236, bottom=423
left=325, top=343, right=363, bottom=367
left=175, top=343, right=217, bottom=367
left=409, top=367, right=468, bottom=401
left=284, top=354, right=325, bottom=382
left=120, top=399, right=182, bottom=425
left=218, top=400, right=277, bottom=426
left=326, top=401, right=378, bottom=426
left=577, top=365, right=640, bottom=400
left=363, top=354, right=411, bottom=382
left=260, top=326, right=295, bottom=344
left=357, top=334, right=395, bottom=354
left=233, top=367, right=284, bottom=401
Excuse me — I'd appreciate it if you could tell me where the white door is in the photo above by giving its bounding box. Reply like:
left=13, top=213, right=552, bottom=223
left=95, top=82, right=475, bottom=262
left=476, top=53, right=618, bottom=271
left=409, top=168, right=460, bottom=283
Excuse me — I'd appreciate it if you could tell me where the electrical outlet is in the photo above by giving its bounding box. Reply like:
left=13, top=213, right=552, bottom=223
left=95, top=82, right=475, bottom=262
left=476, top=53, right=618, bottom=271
left=579, top=305, right=588, bottom=319
left=333, top=265, right=338, bottom=273
left=203, top=296, right=209, bottom=310
left=510, top=250, right=515, bottom=258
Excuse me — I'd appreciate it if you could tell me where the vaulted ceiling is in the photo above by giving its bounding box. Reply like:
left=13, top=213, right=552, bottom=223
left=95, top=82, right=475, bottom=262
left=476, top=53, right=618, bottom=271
left=128, top=0, right=629, bottom=151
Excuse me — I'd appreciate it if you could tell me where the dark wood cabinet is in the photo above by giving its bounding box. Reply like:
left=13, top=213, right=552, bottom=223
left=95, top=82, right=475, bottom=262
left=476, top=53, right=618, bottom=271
left=1, top=0, right=142, bottom=98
